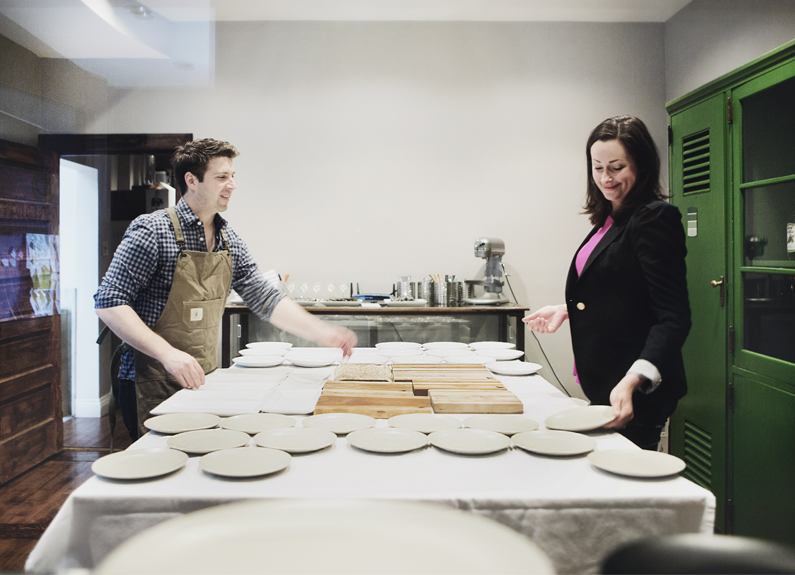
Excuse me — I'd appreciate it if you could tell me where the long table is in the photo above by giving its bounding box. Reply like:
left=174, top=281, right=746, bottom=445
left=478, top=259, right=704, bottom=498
left=26, top=361, right=715, bottom=574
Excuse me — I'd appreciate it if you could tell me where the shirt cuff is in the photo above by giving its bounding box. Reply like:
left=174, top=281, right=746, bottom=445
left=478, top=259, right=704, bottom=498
left=628, top=359, right=661, bottom=394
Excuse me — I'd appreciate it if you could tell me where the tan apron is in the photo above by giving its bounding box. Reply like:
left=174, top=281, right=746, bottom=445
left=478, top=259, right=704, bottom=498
left=134, top=208, right=232, bottom=436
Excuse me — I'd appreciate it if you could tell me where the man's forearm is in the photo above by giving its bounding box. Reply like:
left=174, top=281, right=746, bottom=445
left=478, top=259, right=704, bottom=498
left=96, top=305, right=174, bottom=363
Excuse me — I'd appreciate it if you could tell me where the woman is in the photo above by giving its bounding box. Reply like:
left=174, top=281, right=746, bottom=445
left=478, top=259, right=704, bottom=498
left=524, top=116, right=691, bottom=450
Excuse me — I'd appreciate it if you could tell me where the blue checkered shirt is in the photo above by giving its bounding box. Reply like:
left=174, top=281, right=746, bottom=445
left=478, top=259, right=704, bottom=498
left=94, top=198, right=285, bottom=380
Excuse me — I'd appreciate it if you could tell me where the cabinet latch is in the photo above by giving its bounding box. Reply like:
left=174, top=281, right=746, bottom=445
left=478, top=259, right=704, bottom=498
left=728, top=325, right=735, bottom=354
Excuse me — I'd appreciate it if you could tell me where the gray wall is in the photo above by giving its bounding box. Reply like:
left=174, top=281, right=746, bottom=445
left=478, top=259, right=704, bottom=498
left=665, top=0, right=795, bottom=102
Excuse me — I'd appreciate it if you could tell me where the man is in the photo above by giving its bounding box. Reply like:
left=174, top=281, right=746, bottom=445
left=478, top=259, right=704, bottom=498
left=95, top=138, right=356, bottom=439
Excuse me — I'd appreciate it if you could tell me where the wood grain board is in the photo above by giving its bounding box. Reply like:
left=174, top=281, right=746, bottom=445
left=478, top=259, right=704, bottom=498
left=315, top=362, right=522, bottom=416
left=428, top=390, right=524, bottom=414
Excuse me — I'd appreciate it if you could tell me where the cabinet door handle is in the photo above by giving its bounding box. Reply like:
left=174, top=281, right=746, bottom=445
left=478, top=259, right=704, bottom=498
left=711, top=276, right=725, bottom=307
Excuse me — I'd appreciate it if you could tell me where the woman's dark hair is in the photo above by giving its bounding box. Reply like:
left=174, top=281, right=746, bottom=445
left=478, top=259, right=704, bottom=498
left=172, top=138, right=239, bottom=195
left=583, top=116, right=668, bottom=226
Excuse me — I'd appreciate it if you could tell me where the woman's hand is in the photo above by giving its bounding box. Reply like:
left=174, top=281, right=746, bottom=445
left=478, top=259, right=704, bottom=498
left=523, top=304, right=569, bottom=334
left=603, top=372, right=645, bottom=429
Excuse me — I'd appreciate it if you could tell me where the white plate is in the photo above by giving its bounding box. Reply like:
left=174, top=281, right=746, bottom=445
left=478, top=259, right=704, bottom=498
left=464, top=415, right=539, bottom=436
left=512, top=430, right=596, bottom=456
left=92, top=448, right=188, bottom=480
left=285, top=352, right=339, bottom=368
left=96, top=499, right=555, bottom=575
left=390, top=354, right=444, bottom=364
left=423, top=341, right=469, bottom=350
left=587, top=449, right=686, bottom=478
left=302, top=413, right=376, bottom=435
left=375, top=348, right=424, bottom=358
left=486, top=361, right=542, bottom=376
left=380, top=299, right=428, bottom=307
left=219, top=413, right=296, bottom=434
left=478, top=349, right=525, bottom=361
left=375, top=342, right=423, bottom=350
left=260, top=389, right=322, bottom=415
left=143, top=412, right=221, bottom=434
left=347, top=428, right=428, bottom=454
left=232, top=355, right=284, bottom=368
left=238, top=348, right=288, bottom=357
left=544, top=405, right=616, bottom=432
left=294, top=299, right=317, bottom=306
left=425, top=348, right=473, bottom=358
left=468, top=341, right=516, bottom=351
left=429, top=428, right=511, bottom=455
left=254, top=427, right=337, bottom=454
left=199, top=447, right=291, bottom=478
left=444, top=354, right=492, bottom=365
left=166, top=429, right=250, bottom=454
left=246, top=341, right=293, bottom=351
left=389, top=413, right=462, bottom=434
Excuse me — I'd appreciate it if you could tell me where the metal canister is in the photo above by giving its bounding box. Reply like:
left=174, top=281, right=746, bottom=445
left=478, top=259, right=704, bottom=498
left=433, top=282, right=447, bottom=307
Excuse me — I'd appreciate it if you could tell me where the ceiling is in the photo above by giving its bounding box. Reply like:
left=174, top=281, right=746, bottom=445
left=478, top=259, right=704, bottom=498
left=0, top=0, right=693, bottom=87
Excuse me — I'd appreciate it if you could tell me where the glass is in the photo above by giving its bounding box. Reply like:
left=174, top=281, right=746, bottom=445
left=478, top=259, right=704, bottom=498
left=742, top=75, right=795, bottom=183
left=743, top=181, right=795, bottom=267
left=743, top=272, right=795, bottom=364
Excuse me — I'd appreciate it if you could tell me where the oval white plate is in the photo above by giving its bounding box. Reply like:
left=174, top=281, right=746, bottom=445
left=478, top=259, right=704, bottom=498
left=302, top=413, right=376, bottom=435
left=219, top=413, right=296, bottom=434
left=478, top=349, right=525, bottom=361
left=375, top=342, right=422, bottom=350
left=444, top=354, right=492, bottom=365
left=92, top=448, right=188, bottom=480
left=464, top=415, right=539, bottom=436
left=166, top=429, right=250, bottom=454
left=422, top=341, right=469, bottom=350
left=390, top=355, right=444, bottom=364
left=246, top=342, right=293, bottom=351
left=485, top=361, right=542, bottom=376
left=96, top=500, right=555, bottom=575
left=512, top=430, right=596, bottom=456
left=428, top=428, right=511, bottom=455
left=285, top=353, right=338, bottom=368
left=347, top=428, right=429, bottom=454
left=544, top=406, right=615, bottom=432
left=587, top=449, right=686, bottom=478
left=199, top=447, right=291, bottom=478
left=375, top=348, right=424, bottom=358
left=144, top=412, right=221, bottom=434
left=232, top=355, right=284, bottom=368
left=238, top=348, right=289, bottom=357
left=425, top=348, right=474, bottom=358
left=468, top=341, right=516, bottom=351
left=254, top=427, right=337, bottom=454
left=389, top=413, right=462, bottom=434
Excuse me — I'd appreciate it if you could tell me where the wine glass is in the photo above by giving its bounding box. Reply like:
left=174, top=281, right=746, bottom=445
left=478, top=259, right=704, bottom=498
left=300, top=282, right=309, bottom=300
left=313, top=281, right=322, bottom=299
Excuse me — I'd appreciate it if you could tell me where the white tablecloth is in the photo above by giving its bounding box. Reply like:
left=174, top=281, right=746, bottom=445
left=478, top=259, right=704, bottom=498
left=26, top=365, right=715, bottom=574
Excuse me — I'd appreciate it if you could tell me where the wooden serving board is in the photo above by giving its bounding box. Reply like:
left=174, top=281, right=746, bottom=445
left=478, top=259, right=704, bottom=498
left=412, top=381, right=507, bottom=396
left=428, top=390, right=523, bottom=414
left=314, top=393, right=432, bottom=418
left=323, top=381, right=413, bottom=394
left=393, top=367, right=496, bottom=383
left=334, top=364, right=393, bottom=382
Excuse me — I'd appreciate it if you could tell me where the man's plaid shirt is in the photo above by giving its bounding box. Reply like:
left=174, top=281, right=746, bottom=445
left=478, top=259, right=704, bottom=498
left=94, top=198, right=285, bottom=380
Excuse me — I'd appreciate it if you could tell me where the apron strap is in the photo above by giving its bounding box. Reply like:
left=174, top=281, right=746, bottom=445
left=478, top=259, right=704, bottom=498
left=108, top=341, right=131, bottom=453
left=166, top=207, right=185, bottom=253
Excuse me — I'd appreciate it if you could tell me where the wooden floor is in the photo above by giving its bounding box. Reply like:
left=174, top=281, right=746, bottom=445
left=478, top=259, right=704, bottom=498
left=0, top=413, right=131, bottom=573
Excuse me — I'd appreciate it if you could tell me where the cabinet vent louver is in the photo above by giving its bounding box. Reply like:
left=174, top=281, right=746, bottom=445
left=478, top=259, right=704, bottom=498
left=682, top=129, right=711, bottom=194
left=683, top=420, right=712, bottom=489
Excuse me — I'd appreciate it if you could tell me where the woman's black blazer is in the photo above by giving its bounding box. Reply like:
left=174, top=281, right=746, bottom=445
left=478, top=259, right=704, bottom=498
left=564, top=200, right=691, bottom=407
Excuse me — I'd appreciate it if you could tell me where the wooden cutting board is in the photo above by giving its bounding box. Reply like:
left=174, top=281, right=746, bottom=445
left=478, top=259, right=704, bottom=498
left=412, top=381, right=508, bottom=396
left=314, top=393, right=432, bottom=418
left=333, top=364, right=393, bottom=382
left=428, top=390, right=523, bottom=414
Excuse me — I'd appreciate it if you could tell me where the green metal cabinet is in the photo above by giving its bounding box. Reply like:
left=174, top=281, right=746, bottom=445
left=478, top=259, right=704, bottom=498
left=667, top=39, right=795, bottom=544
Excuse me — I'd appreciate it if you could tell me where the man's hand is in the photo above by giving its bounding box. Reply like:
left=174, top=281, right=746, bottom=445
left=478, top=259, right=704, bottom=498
left=160, top=348, right=206, bottom=389
left=317, top=325, right=358, bottom=357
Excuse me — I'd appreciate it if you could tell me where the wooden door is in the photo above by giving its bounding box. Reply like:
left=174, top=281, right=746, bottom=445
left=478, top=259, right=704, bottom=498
left=0, top=139, right=62, bottom=483
left=668, top=93, right=729, bottom=532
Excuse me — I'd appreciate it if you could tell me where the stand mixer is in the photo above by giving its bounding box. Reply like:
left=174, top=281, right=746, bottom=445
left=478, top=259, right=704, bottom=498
left=464, top=237, right=509, bottom=305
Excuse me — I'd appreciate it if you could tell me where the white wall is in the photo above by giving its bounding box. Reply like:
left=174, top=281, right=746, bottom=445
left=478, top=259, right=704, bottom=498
left=665, top=0, right=795, bottom=102
left=60, top=159, right=101, bottom=417
left=87, top=21, right=667, bottom=397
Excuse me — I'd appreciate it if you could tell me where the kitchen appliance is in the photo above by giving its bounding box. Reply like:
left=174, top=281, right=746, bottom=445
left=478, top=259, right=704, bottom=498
left=464, top=237, right=508, bottom=305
